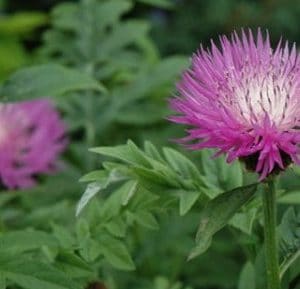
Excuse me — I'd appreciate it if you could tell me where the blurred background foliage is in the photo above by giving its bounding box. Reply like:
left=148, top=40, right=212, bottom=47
left=0, top=1, right=300, bottom=289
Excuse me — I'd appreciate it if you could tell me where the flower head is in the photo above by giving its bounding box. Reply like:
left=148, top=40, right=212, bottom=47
left=0, top=99, right=67, bottom=189
left=170, top=29, right=300, bottom=179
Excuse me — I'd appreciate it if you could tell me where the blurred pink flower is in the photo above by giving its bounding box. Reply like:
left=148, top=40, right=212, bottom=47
left=170, top=29, right=300, bottom=179
left=0, top=99, right=67, bottom=189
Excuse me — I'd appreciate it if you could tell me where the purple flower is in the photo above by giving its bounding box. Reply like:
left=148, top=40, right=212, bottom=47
left=0, top=99, right=67, bottom=189
left=170, top=29, right=300, bottom=179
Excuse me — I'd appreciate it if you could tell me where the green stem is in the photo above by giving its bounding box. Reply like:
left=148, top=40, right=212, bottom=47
left=262, top=178, right=281, bottom=289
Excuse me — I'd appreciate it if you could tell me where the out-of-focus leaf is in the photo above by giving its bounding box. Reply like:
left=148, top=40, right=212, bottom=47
left=0, top=274, right=5, bottom=289
left=0, top=257, right=80, bottom=289
left=278, top=191, right=300, bottom=204
left=51, top=223, right=75, bottom=249
left=55, top=251, right=94, bottom=279
left=127, top=210, right=159, bottom=230
left=0, top=230, right=58, bottom=255
left=105, top=217, right=127, bottom=238
left=97, top=21, right=150, bottom=60
left=0, top=12, right=47, bottom=35
left=98, top=235, right=135, bottom=271
left=0, top=64, right=105, bottom=101
left=115, top=102, right=167, bottom=125
left=137, top=0, right=174, bottom=8
left=238, top=262, right=255, bottom=289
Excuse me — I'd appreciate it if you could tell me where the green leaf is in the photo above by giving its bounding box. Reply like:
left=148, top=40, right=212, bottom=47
left=79, top=170, right=107, bottom=183
left=52, top=0, right=132, bottom=31
left=115, top=102, right=167, bottom=125
left=279, top=207, right=300, bottom=278
left=112, top=57, right=187, bottom=107
left=278, top=191, right=300, bottom=204
left=51, top=223, right=75, bottom=249
left=76, top=182, right=103, bottom=217
left=238, top=262, right=255, bottom=289
left=55, top=251, right=94, bottom=279
left=0, top=257, right=80, bottom=289
left=0, top=230, right=58, bottom=255
left=0, top=12, right=47, bottom=35
left=179, top=191, right=199, bottom=216
left=144, top=141, right=165, bottom=163
left=121, top=180, right=138, bottom=206
left=90, top=140, right=151, bottom=167
left=229, top=208, right=257, bottom=235
left=127, top=211, right=159, bottom=230
left=98, top=236, right=135, bottom=271
left=188, top=183, right=257, bottom=259
left=137, top=0, right=174, bottom=9
left=0, top=274, right=5, bottom=289
left=76, top=169, right=126, bottom=216
left=105, top=217, right=127, bottom=238
left=201, top=150, right=243, bottom=193
left=97, top=20, right=150, bottom=59
left=0, top=64, right=105, bottom=101
left=163, top=148, right=203, bottom=181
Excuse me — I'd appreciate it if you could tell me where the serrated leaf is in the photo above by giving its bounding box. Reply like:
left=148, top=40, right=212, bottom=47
left=0, top=64, right=105, bottom=101
left=188, top=183, right=257, bottom=259
left=179, top=191, right=199, bottom=216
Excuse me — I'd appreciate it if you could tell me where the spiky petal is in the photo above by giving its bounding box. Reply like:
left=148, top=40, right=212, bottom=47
left=170, top=29, right=300, bottom=179
left=0, top=99, right=67, bottom=189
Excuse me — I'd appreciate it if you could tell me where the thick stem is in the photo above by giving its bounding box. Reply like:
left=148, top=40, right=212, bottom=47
left=262, top=178, right=281, bottom=289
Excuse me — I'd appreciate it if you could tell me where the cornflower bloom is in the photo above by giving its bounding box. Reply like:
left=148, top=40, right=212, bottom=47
left=170, top=29, right=300, bottom=179
left=0, top=99, right=67, bottom=189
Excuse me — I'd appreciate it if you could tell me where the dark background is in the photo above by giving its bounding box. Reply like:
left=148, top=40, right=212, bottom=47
left=4, top=0, right=300, bottom=55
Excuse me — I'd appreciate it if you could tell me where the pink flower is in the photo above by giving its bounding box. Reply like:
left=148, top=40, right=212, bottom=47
left=0, top=99, right=67, bottom=189
left=170, top=29, right=300, bottom=179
